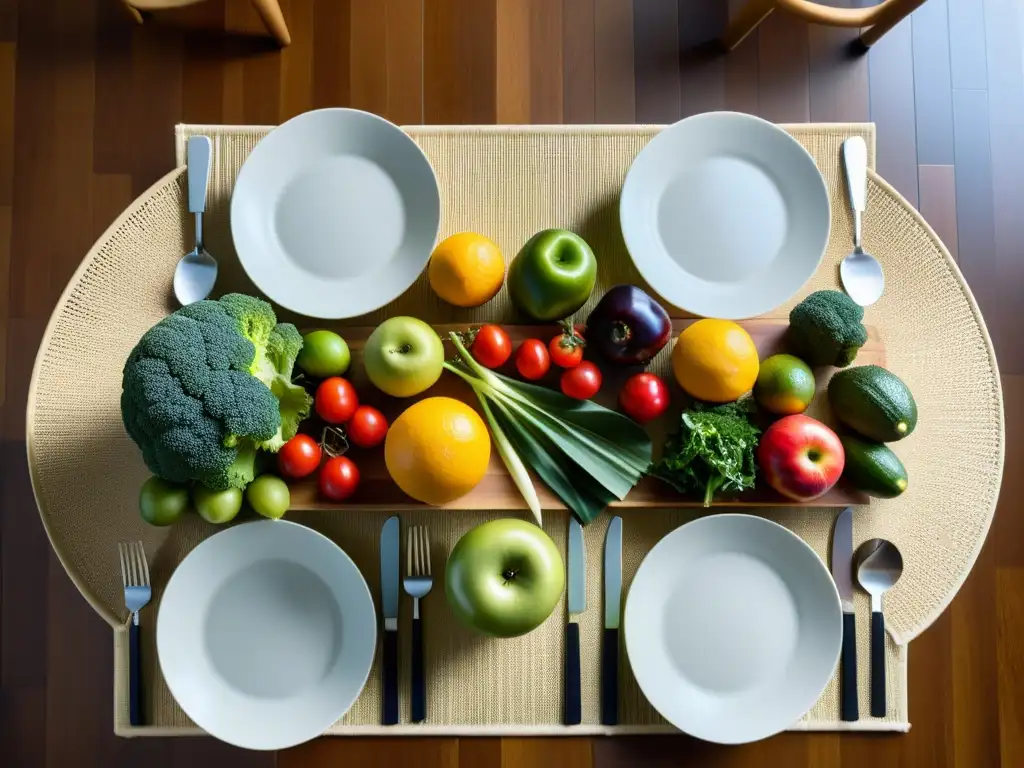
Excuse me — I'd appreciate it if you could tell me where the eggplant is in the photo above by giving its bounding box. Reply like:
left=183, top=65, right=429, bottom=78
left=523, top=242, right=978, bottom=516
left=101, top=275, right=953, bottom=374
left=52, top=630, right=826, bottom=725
left=587, top=285, right=672, bottom=365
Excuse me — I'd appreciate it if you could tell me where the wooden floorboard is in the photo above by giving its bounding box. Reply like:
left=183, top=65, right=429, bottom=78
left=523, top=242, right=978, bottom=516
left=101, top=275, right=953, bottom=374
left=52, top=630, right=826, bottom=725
left=0, top=1, right=1021, bottom=765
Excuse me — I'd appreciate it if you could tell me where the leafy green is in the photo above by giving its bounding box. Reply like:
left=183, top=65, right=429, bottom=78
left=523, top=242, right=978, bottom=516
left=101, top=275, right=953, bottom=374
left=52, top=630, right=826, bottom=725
left=652, top=400, right=761, bottom=507
left=444, top=334, right=651, bottom=524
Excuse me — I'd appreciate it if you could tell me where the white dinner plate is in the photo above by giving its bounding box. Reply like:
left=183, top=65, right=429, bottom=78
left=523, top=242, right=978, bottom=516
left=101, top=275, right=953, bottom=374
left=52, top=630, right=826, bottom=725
left=231, top=108, right=440, bottom=319
left=157, top=520, right=376, bottom=750
left=620, top=112, right=830, bottom=319
left=625, top=514, right=841, bottom=744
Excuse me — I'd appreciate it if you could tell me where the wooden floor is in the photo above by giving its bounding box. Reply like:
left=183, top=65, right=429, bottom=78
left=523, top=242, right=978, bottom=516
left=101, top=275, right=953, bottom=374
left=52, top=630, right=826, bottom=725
left=0, top=0, right=1022, bottom=766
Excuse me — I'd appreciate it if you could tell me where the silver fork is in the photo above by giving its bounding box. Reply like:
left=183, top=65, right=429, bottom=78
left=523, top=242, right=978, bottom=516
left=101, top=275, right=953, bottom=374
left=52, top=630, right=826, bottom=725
left=403, top=526, right=432, bottom=723
left=119, top=541, right=151, bottom=726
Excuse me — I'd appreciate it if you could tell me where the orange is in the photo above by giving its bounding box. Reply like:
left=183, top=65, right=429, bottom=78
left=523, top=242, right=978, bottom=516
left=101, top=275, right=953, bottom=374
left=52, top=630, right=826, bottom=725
left=384, top=397, right=491, bottom=505
left=428, top=232, right=505, bottom=307
left=672, top=319, right=760, bottom=403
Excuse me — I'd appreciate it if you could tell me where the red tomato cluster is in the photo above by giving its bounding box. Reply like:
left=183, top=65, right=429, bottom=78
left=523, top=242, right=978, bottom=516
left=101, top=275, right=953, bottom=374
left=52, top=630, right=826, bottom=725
left=277, top=377, right=392, bottom=502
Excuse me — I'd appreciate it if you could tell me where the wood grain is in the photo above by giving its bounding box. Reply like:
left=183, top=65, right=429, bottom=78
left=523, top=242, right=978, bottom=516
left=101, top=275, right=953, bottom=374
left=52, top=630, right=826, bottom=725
left=0, top=1, right=1022, bottom=765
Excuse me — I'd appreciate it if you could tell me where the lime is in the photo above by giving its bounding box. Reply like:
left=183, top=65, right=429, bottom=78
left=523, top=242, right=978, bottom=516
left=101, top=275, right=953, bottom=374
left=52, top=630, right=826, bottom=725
left=139, top=476, right=189, bottom=526
left=754, top=354, right=816, bottom=415
left=297, top=330, right=351, bottom=378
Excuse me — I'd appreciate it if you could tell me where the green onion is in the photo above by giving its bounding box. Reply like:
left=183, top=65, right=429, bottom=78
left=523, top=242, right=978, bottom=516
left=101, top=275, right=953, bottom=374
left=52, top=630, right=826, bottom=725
left=443, top=334, right=652, bottom=524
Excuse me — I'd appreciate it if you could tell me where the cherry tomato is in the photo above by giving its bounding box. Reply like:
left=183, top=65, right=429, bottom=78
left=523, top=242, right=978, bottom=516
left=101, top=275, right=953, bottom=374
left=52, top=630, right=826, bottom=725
left=515, top=339, right=551, bottom=380
left=315, top=377, right=359, bottom=424
left=319, top=456, right=360, bottom=501
left=619, top=372, right=670, bottom=423
left=548, top=324, right=585, bottom=368
left=560, top=361, right=602, bottom=400
left=277, top=434, right=322, bottom=479
left=347, top=405, right=388, bottom=448
left=470, top=324, right=512, bottom=368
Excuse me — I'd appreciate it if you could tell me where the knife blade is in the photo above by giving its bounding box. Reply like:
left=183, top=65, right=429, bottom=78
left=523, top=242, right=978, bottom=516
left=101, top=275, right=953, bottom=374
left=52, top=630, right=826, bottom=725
left=380, top=516, right=400, bottom=725
left=564, top=518, right=586, bottom=725
left=831, top=506, right=858, bottom=722
left=601, top=516, right=623, bottom=726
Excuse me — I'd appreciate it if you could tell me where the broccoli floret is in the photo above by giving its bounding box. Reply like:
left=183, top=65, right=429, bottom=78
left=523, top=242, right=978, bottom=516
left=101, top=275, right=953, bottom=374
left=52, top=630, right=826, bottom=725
left=788, top=290, right=868, bottom=367
left=121, top=294, right=312, bottom=490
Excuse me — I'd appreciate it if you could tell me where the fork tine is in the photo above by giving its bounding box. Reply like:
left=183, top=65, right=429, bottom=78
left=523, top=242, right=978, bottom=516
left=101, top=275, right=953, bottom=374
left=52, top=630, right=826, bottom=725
left=423, top=528, right=431, bottom=576
left=118, top=543, right=128, bottom=587
left=135, top=542, right=150, bottom=587
left=406, top=526, right=413, bottom=577
left=129, top=542, right=139, bottom=586
left=413, top=526, right=422, bottom=576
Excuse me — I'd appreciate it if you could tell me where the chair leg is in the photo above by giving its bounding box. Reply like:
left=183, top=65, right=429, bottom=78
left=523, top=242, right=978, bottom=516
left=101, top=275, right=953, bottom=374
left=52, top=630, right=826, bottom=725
left=859, top=0, right=927, bottom=47
left=121, top=1, right=144, bottom=24
left=251, top=0, right=291, bottom=47
left=721, top=0, right=778, bottom=51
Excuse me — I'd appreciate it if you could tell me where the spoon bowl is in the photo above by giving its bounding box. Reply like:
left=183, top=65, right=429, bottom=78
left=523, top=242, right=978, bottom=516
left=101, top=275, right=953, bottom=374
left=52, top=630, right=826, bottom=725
left=856, top=538, right=904, bottom=603
left=174, top=247, right=218, bottom=305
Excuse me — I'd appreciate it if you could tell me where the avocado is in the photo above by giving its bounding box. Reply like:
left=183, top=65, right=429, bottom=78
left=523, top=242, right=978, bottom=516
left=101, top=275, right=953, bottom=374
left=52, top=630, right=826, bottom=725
left=840, top=434, right=908, bottom=498
left=828, top=365, right=918, bottom=442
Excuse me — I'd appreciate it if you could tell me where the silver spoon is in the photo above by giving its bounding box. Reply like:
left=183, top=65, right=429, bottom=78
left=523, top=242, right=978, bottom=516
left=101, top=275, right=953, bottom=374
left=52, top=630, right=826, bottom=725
left=855, top=538, right=903, bottom=718
left=173, top=135, right=218, bottom=305
left=840, top=136, right=884, bottom=306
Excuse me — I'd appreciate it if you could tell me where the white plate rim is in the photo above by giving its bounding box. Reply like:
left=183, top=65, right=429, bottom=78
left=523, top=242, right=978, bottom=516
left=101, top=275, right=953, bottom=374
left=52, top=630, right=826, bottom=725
left=623, top=513, right=842, bottom=744
left=156, top=519, right=377, bottom=750
left=229, top=107, right=440, bottom=320
left=619, top=111, right=831, bottom=319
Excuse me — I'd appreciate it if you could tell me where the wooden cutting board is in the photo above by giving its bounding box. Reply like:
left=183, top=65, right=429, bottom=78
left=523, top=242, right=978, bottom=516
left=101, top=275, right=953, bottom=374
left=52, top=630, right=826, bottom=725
left=286, top=319, right=885, bottom=512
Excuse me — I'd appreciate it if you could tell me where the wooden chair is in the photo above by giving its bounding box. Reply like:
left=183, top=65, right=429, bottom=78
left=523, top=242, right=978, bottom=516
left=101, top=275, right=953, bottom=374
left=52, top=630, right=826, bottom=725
left=722, top=0, right=927, bottom=51
left=122, top=0, right=291, bottom=47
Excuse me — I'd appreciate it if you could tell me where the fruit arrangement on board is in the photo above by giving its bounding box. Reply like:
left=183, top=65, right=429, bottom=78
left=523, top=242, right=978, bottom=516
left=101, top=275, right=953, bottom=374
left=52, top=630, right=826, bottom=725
left=122, top=229, right=917, bottom=529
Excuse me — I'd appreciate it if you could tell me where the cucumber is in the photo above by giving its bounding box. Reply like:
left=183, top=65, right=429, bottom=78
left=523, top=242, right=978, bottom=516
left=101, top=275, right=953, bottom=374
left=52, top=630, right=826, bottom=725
left=840, top=434, right=908, bottom=498
left=828, top=365, right=917, bottom=442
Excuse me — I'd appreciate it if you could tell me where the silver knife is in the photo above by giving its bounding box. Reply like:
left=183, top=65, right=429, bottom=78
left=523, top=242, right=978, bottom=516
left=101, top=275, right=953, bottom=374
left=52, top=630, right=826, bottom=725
left=564, top=518, right=586, bottom=725
left=601, top=516, right=623, bottom=726
left=831, top=506, right=858, bottom=721
left=380, top=516, right=400, bottom=725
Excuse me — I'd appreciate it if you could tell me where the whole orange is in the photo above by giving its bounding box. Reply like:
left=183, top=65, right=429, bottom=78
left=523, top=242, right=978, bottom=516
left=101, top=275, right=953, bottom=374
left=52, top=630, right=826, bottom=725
left=384, top=397, right=491, bottom=505
left=672, top=319, right=760, bottom=402
left=428, top=232, right=505, bottom=308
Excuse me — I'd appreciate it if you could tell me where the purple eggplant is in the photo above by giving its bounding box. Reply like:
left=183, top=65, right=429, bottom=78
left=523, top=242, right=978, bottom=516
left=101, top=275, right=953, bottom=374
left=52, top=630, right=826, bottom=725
left=586, top=285, right=672, bottom=365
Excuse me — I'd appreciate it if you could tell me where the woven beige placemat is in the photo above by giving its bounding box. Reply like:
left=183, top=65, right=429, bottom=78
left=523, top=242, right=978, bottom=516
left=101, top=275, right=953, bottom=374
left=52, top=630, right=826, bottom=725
left=27, top=123, right=1003, bottom=738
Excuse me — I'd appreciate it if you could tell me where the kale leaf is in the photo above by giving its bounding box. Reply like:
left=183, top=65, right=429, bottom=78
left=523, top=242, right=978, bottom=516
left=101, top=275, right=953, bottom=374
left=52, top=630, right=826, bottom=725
left=652, top=400, right=761, bottom=507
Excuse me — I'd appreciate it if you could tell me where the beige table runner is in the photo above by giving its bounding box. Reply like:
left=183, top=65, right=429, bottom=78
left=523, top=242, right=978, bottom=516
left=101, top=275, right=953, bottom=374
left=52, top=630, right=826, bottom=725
left=27, top=122, right=1003, bottom=738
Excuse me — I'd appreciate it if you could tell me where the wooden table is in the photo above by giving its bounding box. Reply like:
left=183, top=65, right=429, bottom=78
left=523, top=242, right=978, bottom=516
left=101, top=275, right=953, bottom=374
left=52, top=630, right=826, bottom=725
left=1, top=1, right=1021, bottom=766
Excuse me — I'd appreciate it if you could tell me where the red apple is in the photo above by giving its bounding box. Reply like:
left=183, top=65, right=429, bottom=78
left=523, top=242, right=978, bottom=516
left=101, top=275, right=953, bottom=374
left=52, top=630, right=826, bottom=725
left=758, top=415, right=845, bottom=501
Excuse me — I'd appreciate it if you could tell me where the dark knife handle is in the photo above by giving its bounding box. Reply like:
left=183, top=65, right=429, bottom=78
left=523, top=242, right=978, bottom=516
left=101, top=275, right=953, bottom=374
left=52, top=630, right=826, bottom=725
left=871, top=610, right=886, bottom=717
left=841, top=611, right=859, bottom=721
left=601, top=627, right=619, bottom=726
left=129, top=621, right=142, bottom=726
left=383, top=629, right=399, bottom=725
left=412, top=616, right=425, bottom=723
left=564, top=622, right=582, bottom=725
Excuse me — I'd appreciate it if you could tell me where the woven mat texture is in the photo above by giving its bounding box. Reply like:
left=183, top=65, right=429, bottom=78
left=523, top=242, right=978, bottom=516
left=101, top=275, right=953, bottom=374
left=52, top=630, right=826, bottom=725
left=26, top=123, right=1002, bottom=736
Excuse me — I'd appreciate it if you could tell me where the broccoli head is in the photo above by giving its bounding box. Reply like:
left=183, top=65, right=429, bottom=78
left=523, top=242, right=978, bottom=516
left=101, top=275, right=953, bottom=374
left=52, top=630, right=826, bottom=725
left=121, top=294, right=312, bottom=490
left=788, top=290, right=868, bottom=367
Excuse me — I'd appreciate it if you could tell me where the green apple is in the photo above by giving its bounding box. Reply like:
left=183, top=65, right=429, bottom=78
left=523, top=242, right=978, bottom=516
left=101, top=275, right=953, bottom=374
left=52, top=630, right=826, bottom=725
left=507, top=229, right=598, bottom=321
left=445, top=519, right=565, bottom=638
left=364, top=316, right=445, bottom=398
